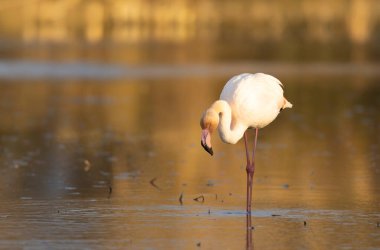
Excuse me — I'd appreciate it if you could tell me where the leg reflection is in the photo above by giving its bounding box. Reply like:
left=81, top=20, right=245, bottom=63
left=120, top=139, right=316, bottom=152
left=246, top=213, right=254, bottom=250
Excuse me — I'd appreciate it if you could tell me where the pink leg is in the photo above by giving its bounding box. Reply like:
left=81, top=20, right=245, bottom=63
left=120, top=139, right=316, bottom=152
left=243, top=132, right=251, bottom=214
left=247, top=128, right=258, bottom=213
left=245, top=128, right=259, bottom=214
left=252, top=128, right=258, bottom=165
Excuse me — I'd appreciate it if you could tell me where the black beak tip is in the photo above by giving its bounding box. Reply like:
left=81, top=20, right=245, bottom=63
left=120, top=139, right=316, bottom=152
left=208, top=147, right=214, bottom=156
left=201, top=141, right=213, bottom=156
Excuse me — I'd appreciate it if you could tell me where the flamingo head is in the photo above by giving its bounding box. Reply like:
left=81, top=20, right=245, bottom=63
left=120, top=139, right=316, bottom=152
left=200, top=109, right=218, bottom=156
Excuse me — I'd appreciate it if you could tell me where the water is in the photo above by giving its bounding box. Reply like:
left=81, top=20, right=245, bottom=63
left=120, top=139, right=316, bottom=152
left=1, top=1, right=380, bottom=248
left=0, top=62, right=379, bottom=249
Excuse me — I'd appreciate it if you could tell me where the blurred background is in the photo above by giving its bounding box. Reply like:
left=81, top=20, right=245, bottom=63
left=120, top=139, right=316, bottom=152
left=0, top=0, right=380, bottom=63
left=0, top=1, right=379, bottom=249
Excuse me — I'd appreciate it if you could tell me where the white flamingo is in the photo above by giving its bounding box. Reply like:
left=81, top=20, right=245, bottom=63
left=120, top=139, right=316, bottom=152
left=200, top=73, right=293, bottom=213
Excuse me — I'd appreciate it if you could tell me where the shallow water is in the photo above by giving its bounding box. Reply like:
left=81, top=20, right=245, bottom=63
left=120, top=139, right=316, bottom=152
left=0, top=63, right=379, bottom=249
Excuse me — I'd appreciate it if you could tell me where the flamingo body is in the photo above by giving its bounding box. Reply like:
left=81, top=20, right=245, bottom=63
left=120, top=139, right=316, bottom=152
left=220, top=73, right=291, bottom=130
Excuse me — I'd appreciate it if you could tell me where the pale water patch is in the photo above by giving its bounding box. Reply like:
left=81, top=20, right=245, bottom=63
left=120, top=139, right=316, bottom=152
left=1, top=60, right=380, bottom=80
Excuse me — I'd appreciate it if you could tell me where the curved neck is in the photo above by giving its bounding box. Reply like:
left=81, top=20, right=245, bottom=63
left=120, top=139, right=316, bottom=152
left=211, top=100, right=247, bottom=144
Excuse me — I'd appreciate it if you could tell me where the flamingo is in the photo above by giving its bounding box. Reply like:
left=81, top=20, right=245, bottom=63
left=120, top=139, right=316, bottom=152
left=200, top=73, right=292, bottom=213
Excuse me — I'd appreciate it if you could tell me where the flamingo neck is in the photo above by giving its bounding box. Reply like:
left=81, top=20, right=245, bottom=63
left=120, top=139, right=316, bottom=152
left=211, top=100, right=247, bottom=144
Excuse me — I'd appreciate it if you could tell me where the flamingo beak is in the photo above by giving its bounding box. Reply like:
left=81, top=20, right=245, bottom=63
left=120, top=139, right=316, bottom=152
left=201, top=129, right=213, bottom=156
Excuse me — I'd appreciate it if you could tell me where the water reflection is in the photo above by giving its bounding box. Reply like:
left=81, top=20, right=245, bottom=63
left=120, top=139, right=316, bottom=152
left=0, top=73, right=379, bottom=248
left=246, top=214, right=253, bottom=250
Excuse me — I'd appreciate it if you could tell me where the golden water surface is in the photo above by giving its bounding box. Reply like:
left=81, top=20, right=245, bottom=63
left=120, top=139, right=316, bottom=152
left=0, top=73, right=379, bottom=249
